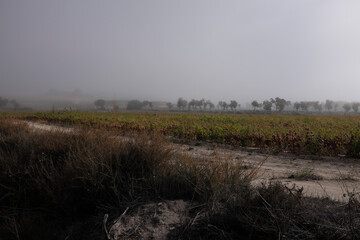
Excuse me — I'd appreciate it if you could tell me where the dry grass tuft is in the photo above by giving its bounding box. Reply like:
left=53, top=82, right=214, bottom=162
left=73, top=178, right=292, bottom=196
left=288, top=168, right=323, bottom=181
left=0, top=118, right=178, bottom=239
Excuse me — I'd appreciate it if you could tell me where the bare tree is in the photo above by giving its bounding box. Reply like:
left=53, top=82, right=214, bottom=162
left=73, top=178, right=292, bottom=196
left=218, top=101, right=228, bottom=111
left=204, top=100, right=214, bottom=110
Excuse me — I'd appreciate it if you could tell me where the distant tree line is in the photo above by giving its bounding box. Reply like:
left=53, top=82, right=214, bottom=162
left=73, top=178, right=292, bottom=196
left=252, top=97, right=291, bottom=112
left=176, top=98, right=241, bottom=112
left=126, top=100, right=152, bottom=110
left=176, top=98, right=239, bottom=112
left=249, top=98, right=360, bottom=113
left=93, top=97, right=360, bottom=114
left=176, top=97, right=360, bottom=114
left=94, top=99, right=153, bottom=111
left=0, top=96, right=20, bottom=110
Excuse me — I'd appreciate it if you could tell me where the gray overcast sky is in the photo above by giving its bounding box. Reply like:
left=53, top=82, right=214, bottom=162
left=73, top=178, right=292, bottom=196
left=1, top=0, right=360, bottom=102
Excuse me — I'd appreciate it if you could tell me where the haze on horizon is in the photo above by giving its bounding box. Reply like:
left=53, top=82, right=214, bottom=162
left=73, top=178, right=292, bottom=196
left=1, top=0, right=360, bottom=103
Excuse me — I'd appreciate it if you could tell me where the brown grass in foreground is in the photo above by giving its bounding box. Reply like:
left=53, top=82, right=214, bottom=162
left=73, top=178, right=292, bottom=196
left=0, top=118, right=359, bottom=239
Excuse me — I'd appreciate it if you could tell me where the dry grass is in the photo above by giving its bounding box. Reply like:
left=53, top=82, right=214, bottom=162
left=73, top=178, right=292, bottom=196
left=0, top=117, right=360, bottom=240
left=0, top=118, right=178, bottom=239
left=288, top=168, right=323, bottom=181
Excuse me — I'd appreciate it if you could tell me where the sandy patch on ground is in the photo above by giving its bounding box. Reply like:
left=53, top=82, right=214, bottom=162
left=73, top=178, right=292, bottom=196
left=178, top=142, right=360, bottom=202
left=26, top=121, right=74, bottom=133
left=105, top=200, right=189, bottom=240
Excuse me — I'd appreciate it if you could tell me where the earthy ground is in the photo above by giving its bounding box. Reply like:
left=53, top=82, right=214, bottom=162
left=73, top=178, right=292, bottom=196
left=177, top=142, right=360, bottom=202
left=26, top=121, right=360, bottom=203
left=106, top=200, right=189, bottom=240
left=22, top=121, right=360, bottom=239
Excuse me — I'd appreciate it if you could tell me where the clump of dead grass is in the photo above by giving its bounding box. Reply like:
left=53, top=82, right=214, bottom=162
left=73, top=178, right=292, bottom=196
left=0, top=118, right=179, bottom=239
left=288, top=167, right=323, bottom=181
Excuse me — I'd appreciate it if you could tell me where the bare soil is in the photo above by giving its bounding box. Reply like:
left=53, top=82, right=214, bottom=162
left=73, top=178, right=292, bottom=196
left=106, top=200, right=189, bottom=240
left=178, top=141, right=360, bottom=202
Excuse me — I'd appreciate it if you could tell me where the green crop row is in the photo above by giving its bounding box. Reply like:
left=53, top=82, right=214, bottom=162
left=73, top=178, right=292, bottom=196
left=4, top=111, right=360, bottom=157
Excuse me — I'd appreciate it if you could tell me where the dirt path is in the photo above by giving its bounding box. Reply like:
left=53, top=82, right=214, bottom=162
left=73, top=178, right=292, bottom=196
left=26, top=121, right=360, bottom=202
left=178, top=143, right=360, bottom=202
left=26, top=121, right=74, bottom=133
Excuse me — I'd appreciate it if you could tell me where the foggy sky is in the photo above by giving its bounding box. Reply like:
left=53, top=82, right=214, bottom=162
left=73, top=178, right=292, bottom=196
left=1, top=0, right=360, bottom=102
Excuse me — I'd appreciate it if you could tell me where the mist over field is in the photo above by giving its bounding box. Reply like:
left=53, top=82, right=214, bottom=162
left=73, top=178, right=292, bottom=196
left=1, top=1, right=360, bottom=104
left=3, top=2, right=360, bottom=238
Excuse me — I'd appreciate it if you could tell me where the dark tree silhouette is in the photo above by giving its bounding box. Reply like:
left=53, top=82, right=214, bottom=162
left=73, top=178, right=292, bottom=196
left=325, top=100, right=333, bottom=111
left=229, top=100, right=238, bottom=111
left=94, top=99, right=105, bottom=110
left=218, top=101, right=228, bottom=111
left=263, top=100, right=272, bottom=111
left=188, top=99, right=197, bottom=110
left=273, top=97, right=287, bottom=112
left=251, top=100, right=259, bottom=110
left=177, top=98, right=187, bottom=110
left=126, top=100, right=144, bottom=110
left=198, top=99, right=205, bottom=110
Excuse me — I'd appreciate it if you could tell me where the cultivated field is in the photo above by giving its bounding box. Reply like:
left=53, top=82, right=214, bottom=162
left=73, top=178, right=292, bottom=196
left=1, top=112, right=360, bottom=240
left=11, top=111, right=360, bottom=157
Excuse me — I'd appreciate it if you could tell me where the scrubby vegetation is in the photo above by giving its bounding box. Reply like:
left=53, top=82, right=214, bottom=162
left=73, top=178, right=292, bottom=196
left=1, top=117, right=360, bottom=239
left=9, top=111, right=360, bottom=158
